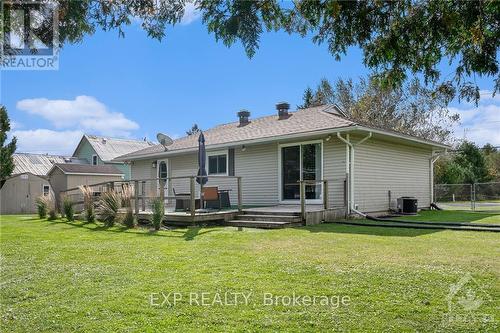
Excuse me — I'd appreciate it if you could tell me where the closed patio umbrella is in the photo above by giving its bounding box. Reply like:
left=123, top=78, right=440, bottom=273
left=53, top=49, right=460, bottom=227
left=197, top=131, right=208, bottom=208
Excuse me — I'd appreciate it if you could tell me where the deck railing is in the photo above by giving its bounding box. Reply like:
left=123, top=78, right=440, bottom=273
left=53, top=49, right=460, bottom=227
left=298, top=178, right=347, bottom=221
left=60, top=175, right=243, bottom=221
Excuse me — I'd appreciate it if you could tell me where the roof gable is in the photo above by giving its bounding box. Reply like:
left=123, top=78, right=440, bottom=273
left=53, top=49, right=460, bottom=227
left=73, top=134, right=154, bottom=162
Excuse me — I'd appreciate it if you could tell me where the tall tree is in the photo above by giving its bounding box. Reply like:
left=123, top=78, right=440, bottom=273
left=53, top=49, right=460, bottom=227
left=299, top=76, right=459, bottom=143
left=186, top=124, right=201, bottom=136
left=0, top=106, right=17, bottom=188
left=3, top=1, right=498, bottom=103
left=454, top=141, right=491, bottom=184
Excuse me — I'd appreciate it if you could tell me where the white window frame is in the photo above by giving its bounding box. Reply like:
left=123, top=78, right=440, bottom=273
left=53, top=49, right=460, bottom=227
left=92, top=154, right=98, bottom=165
left=277, top=139, right=324, bottom=204
left=206, top=150, right=229, bottom=176
left=42, top=184, right=50, bottom=196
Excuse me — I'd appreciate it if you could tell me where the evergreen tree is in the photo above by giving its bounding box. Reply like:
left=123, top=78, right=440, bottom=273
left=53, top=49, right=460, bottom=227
left=0, top=106, right=17, bottom=188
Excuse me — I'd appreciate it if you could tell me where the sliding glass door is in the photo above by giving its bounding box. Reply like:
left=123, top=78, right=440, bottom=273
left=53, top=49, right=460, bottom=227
left=281, top=142, right=322, bottom=203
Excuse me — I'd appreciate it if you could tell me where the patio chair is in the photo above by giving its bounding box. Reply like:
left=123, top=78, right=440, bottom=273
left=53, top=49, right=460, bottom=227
left=173, top=188, right=199, bottom=211
left=202, top=186, right=221, bottom=210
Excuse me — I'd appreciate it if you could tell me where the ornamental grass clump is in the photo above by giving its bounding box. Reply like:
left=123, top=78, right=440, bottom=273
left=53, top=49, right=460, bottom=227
left=62, top=196, right=75, bottom=221
left=120, top=184, right=136, bottom=228
left=151, top=197, right=164, bottom=231
left=78, top=185, right=95, bottom=223
left=96, top=190, right=121, bottom=227
left=35, top=196, right=49, bottom=219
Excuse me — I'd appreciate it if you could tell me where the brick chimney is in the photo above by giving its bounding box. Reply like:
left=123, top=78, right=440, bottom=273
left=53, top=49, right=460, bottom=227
left=237, top=110, right=251, bottom=126
left=276, top=102, right=290, bottom=120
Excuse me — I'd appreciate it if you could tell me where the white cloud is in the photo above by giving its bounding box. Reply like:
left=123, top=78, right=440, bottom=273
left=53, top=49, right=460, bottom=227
left=10, top=121, right=22, bottom=130
left=16, top=95, right=139, bottom=137
left=181, top=2, right=201, bottom=25
left=479, top=90, right=500, bottom=103
left=11, top=129, right=83, bottom=155
left=450, top=101, right=500, bottom=146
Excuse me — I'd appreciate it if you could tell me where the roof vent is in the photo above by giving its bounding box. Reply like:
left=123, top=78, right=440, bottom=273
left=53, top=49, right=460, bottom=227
left=237, top=110, right=250, bottom=126
left=102, top=138, right=107, bottom=144
left=276, top=102, right=290, bottom=120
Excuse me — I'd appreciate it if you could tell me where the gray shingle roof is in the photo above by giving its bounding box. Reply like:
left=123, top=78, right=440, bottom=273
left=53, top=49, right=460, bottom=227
left=79, top=135, right=154, bottom=162
left=51, top=163, right=123, bottom=175
left=12, top=153, right=82, bottom=176
left=118, top=105, right=355, bottom=159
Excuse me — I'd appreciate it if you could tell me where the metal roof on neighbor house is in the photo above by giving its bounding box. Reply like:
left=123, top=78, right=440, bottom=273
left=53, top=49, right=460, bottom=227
left=117, top=105, right=357, bottom=160
left=49, top=163, right=123, bottom=175
left=75, top=134, right=154, bottom=162
left=12, top=153, right=83, bottom=176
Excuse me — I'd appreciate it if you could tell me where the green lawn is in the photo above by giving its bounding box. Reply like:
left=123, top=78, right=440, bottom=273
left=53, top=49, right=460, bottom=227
left=393, top=210, right=500, bottom=224
left=1, top=215, right=499, bottom=332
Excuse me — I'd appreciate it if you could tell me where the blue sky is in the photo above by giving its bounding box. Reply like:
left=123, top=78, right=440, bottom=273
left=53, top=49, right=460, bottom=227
left=2, top=9, right=499, bottom=155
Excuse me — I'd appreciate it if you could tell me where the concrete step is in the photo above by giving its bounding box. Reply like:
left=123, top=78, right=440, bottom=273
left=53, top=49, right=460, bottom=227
left=225, top=220, right=303, bottom=229
left=235, top=214, right=302, bottom=223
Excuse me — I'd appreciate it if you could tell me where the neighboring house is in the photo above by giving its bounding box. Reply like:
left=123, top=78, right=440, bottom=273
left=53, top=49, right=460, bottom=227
left=0, top=153, right=83, bottom=214
left=48, top=164, right=124, bottom=207
left=72, top=134, right=154, bottom=180
left=115, top=103, right=448, bottom=214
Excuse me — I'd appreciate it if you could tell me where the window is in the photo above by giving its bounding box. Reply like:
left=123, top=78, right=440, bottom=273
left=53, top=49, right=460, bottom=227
left=158, top=161, right=168, bottom=180
left=207, top=151, right=227, bottom=175
left=42, top=185, right=50, bottom=196
left=92, top=155, right=98, bottom=165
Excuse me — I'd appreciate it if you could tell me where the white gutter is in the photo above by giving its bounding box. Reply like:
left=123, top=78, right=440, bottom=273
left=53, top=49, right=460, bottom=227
left=337, top=131, right=372, bottom=216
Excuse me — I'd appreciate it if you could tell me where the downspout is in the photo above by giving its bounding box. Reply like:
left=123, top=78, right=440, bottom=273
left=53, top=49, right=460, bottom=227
left=429, top=151, right=444, bottom=204
left=337, top=131, right=372, bottom=217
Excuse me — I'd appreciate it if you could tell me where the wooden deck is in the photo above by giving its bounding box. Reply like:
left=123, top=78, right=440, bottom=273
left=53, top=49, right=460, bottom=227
left=135, top=205, right=345, bottom=229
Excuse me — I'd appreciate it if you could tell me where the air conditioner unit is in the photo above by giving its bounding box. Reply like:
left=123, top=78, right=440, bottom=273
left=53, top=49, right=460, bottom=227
left=397, top=197, right=418, bottom=215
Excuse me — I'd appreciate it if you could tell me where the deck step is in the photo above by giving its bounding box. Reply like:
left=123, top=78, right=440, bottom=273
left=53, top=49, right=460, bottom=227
left=225, top=220, right=303, bottom=229
left=235, top=214, right=302, bottom=223
left=243, top=210, right=301, bottom=217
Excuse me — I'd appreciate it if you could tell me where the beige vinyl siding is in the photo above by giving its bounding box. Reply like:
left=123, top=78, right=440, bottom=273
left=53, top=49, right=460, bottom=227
left=0, top=174, right=51, bottom=214
left=235, top=143, right=279, bottom=206
left=353, top=138, right=432, bottom=212
left=131, top=159, right=157, bottom=196
left=323, top=139, right=347, bottom=208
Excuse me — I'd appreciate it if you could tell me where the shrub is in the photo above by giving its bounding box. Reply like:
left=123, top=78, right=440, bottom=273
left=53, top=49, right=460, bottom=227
left=35, top=196, right=48, bottom=219
left=96, top=190, right=121, bottom=227
left=62, top=196, right=74, bottom=221
left=122, top=209, right=136, bottom=228
left=151, top=197, right=164, bottom=231
left=78, top=185, right=95, bottom=223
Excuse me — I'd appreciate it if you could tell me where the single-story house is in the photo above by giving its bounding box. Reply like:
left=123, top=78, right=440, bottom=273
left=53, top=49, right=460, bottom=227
left=0, top=153, right=83, bottom=214
left=115, top=103, right=448, bottom=214
left=48, top=163, right=124, bottom=207
left=72, top=134, right=154, bottom=180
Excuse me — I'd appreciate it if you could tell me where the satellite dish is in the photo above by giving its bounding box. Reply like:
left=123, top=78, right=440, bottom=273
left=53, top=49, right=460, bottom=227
left=156, top=133, right=173, bottom=147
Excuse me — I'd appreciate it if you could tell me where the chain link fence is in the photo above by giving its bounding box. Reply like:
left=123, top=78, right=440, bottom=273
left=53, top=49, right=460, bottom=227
left=434, top=182, right=500, bottom=212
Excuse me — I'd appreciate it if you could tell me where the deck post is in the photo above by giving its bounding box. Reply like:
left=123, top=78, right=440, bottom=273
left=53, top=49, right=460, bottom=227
left=190, top=176, right=196, bottom=219
left=323, top=180, right=329, bottom=210
left=141, top=181, right=146, bottom=211
left=299, top=180, right=305, bottom=222
left=159, top=179, right=165, bottom=203
left=134, top=180, right=139, bottom=218
left=237, top=177, right=242, bottom=212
